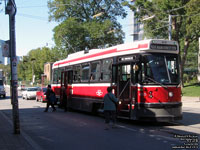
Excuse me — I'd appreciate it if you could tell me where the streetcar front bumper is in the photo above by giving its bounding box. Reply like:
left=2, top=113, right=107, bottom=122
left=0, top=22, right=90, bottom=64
left=132, top=102, right=182, bottom=122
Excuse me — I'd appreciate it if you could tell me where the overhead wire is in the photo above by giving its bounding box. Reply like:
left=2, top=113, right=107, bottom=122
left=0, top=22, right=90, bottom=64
left=2, top=1, right=199, bottom=32
left=17, top=13, right=47, bottom=21
left=150, top=12, right=200, bottom=33
left=123, top=3, right=189, bottom=28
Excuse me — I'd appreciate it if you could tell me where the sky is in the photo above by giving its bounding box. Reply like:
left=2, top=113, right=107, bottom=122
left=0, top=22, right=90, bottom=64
left=0, top=0, right=133, bottom=57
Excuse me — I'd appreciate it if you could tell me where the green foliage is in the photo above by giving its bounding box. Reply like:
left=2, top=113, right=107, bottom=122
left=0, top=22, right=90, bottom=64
left=125, top=0, right=189, bottom=41
left=48, top=0, right=128, bottom=53
left=186, top=0, right=200, bottom=40
left=17, top=0, right=129, bottom=83
left=17, top=46, right=62, bottom=83
left=125, top=0, right=200, bottom=85
left=184, top=41, right=198, bottom=70
left=0, top=64, right=10, bottom=84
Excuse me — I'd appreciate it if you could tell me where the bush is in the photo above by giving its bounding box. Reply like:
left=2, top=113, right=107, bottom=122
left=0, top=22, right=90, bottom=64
left=183, top=73, right=198, bottom=84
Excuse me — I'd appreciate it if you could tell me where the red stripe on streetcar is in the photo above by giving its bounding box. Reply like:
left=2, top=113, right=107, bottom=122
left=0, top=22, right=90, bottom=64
left=54, top=48, right=117, bottom=66
left=117, top=43, right=148, bottom=52
left=54, top=43, right=148, bottom=67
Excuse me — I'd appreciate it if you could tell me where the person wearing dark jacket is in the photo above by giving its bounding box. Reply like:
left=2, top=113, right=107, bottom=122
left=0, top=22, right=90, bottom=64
left=103, top=87, right=118, bottom=130
left=44, top=85, right=56, bottom=112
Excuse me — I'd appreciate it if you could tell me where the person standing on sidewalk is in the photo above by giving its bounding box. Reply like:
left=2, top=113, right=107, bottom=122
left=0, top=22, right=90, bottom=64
left=44, top=85, right=56, bottom=112
left=103, top=87, right=118, bottom=130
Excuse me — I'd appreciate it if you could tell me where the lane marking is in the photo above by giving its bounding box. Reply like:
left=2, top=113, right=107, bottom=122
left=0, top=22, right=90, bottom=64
left=116, top=124, right=137, bottom=132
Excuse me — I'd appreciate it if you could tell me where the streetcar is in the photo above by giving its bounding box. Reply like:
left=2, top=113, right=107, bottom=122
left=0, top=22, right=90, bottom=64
left=51, top=39, right=182, bottom=122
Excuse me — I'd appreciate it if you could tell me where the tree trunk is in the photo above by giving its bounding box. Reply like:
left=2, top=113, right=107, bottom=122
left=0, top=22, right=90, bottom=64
left=180, top=37, right=190, bottom=87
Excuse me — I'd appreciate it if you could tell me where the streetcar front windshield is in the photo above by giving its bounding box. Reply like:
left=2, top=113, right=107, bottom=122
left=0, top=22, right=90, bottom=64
left=141, top=54, right=180, bottom=84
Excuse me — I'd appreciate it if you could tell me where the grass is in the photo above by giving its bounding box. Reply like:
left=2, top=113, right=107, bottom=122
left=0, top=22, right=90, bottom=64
left=182, top=83, right=200, bottom=97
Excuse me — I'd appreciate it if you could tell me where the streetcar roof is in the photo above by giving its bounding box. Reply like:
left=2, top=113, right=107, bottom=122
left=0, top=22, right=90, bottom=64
left=53, top=39, right=179, bottom=69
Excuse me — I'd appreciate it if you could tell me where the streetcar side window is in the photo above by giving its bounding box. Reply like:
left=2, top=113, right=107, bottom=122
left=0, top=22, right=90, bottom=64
left=52, top=69, right=59, bottom=84
left=90, top=62, right=101, bottom=81
left=68, top=70, right=73, bottom=84
left=57, top=68, right=64, bottom=84
left=101, top=59, right=113, bottom=81
left=166, top=56, right=180, bottom=83
left=81, top=64, right=90, bottom=81
left=121, top=65, right=131, bottom=81
left=73, top=65, right=81, bottom=82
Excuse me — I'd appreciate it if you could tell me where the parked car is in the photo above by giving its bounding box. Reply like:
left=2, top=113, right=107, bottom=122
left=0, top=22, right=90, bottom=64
left=18, top=84, right=26, bottom=91
left=22, top=87, right=38, bottom=100
left=36, top=87, right=47, bottom=102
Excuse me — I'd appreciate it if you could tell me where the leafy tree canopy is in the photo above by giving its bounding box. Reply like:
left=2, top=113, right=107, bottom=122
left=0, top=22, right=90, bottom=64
left=125, top=0, right=200, bottom=85
left=17, top=46, right=62, bottom=82
left=48, top=0, right=128, bottom=54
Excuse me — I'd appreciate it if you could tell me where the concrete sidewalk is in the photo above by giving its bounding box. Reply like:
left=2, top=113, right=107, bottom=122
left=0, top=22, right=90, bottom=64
left=0, top=111, right=34, bottom=150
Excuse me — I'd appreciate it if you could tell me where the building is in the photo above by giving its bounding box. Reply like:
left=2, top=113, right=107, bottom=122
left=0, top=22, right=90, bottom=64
left=132, top=14, right=144, bottom=41
left=130, top=0, right=145, bottom=41
left=44, top=62, right=53, bottom=82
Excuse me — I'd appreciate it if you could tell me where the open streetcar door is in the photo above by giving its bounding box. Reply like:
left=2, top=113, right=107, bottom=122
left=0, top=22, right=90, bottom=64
left=111, top=62, right=132, bottom=118
left=112, top=55, right=140, bottom=119
left=60, top=70, right=73, bottom=107
left=112, top=63, right=132, bottom=98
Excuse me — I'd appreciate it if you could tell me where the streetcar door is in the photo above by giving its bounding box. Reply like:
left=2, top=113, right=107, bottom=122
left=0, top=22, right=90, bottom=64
left=112, top=63, right=132, bottom=118
left=60, top=70, right=73, bottom=107
left=118, top=64, right=131, bottom=100
left=60, top=71, right=67, bottom=106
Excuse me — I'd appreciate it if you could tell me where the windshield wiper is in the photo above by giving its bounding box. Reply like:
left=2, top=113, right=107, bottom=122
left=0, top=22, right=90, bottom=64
left=145, top=76, right=168, bottom=90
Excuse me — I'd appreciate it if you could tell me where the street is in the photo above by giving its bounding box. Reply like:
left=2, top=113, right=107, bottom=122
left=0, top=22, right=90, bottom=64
left=0, top=87, right=199, bottom=150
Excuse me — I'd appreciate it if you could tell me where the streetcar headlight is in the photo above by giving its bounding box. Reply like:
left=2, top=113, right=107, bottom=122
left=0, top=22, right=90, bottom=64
left=119, top=101, right=122, bottom=105
left=169, top=92, right=173, bottom=97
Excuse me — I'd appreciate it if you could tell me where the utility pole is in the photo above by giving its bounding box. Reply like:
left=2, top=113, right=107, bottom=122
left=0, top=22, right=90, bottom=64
left=5, top=0, right=20, bottom=134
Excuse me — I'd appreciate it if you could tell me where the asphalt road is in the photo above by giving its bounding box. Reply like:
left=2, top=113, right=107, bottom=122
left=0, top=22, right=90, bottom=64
left=0, top=87, right=199, bottom=150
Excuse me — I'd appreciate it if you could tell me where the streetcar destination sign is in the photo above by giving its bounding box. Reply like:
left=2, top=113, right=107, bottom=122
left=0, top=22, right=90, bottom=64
left=150, top=44, right=177, bottom=51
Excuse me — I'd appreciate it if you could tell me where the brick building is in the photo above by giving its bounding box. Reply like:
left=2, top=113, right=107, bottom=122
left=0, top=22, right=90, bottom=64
left=44, top=62, right=53, bottom=82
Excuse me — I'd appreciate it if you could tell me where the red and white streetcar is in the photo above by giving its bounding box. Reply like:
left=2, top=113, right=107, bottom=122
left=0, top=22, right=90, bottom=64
left=51, top=39, right=182, bottom=122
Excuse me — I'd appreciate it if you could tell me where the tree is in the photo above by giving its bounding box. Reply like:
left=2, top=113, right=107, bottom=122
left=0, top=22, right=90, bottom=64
left=48, top=0, right=128, bottom=54
left=125, top=0, right=200, bottom=86
left=0, top=64, right=10, bottom=85
left=17, top=46, right=62, bottom=84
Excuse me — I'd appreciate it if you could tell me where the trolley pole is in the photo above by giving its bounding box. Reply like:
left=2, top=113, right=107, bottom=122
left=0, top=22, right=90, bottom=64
left=6, top=0, right=20, bottom=134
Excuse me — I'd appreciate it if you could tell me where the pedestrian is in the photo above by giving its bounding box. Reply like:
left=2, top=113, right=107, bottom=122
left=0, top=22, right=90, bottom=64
left=103, top=86, right=118, bottom=130
left=44, top=85, right=56, bottom=112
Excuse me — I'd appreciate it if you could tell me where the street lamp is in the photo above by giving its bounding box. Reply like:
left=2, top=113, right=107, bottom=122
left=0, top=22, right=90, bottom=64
left=92, top=9, right=105, bottom=18
left=93, top=12, right=104, bottom=18
left=31, top=58, right=36, bottom=85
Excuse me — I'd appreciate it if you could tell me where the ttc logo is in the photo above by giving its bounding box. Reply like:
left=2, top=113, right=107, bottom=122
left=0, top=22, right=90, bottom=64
left=96, top=90, right=103, bottom=96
